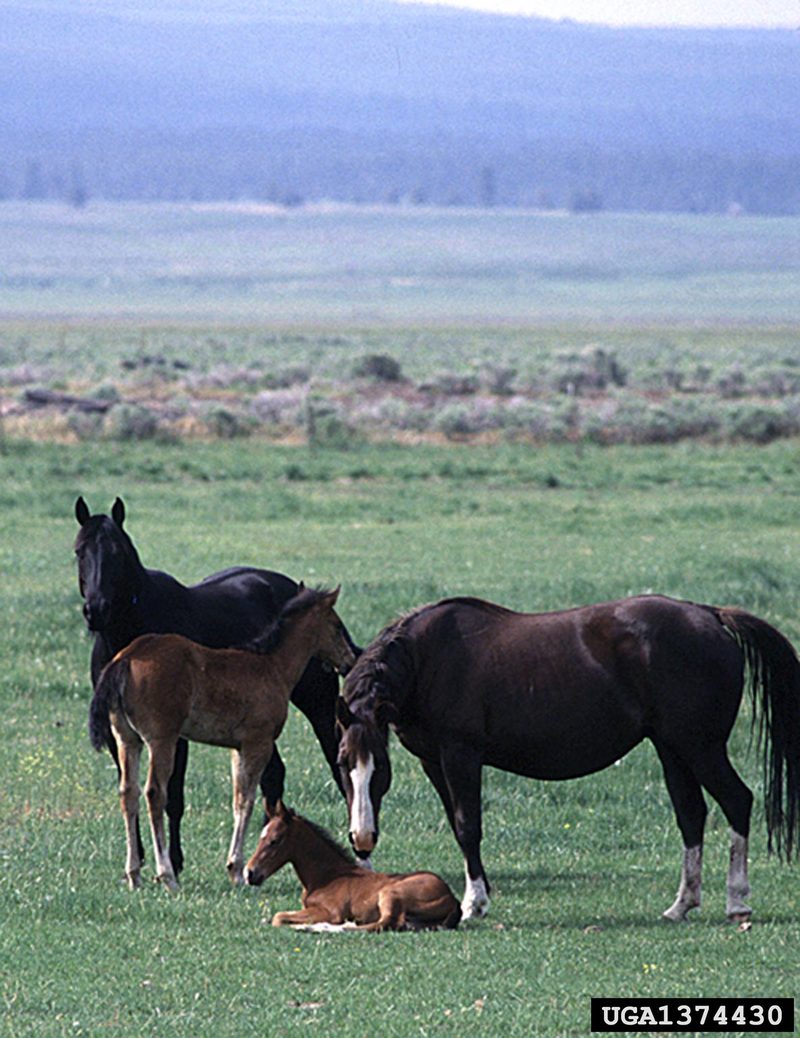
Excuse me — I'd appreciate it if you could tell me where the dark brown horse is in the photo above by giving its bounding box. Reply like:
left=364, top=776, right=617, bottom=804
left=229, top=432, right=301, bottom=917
left=336, top=594, right=800, bottom=922
left=245, top=801, right=461, bottom=931
left=89, top=588, right=355, bottom=890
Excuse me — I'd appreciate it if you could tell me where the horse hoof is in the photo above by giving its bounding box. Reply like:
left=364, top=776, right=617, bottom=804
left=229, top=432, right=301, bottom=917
left=661, top=909, right=688, bottom=923
left=461, top=897, right=490, bottom=920
left=126, top=872, right=142, bottom=891
left=460, top=876, right=490, bottom=920
left=156, top=873, right=179, bottom=892
left=727, top=910, right=752, bottom=925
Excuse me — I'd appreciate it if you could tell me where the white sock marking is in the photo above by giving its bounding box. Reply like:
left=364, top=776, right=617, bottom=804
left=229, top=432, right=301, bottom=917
left=461, top=869, right=490, bottom=919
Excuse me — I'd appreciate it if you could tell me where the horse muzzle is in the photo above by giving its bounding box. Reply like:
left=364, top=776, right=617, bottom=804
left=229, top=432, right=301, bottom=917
left=244, top=867, right=263, bottom=887
left=83, top=600, right=111, bottom=632
left=350, top=829, right=378, bottom=855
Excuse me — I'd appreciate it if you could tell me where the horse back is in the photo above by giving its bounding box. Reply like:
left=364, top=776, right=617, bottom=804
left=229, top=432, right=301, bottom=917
left=393, top=595, right=746, bottom=778
left=115, top=633, right=290, bottom=747
left=143, top=566, right=291, bottom=644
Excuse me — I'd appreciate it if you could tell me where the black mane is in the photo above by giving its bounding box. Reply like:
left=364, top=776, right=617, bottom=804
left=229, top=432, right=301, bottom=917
left=342, top=597, right=504, bottom=724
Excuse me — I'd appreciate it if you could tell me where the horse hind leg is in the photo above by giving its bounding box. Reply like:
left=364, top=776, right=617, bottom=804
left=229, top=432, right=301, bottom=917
left=354, top=890, right=405, bottom=932
left=653, top=740, right=708, bottom=922
left=144, top=738, right=179, bottom=891
left=116, top=736, right=144, bottom=890
left=692, top=746, right=753, bottom=922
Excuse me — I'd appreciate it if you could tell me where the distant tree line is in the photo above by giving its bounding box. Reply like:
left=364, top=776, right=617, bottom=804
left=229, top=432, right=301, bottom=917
left=2, top=130, right=799, bottom=215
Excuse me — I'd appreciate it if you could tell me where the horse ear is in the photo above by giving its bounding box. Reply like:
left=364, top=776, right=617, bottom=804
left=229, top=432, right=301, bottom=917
left=297, top=580, right=306, bottom=592
left=111, top=497, right=125, bottom=528
left=328, top=585, right=341, bottom=605
left=376, top=700, right=399, bottom=728
left=335, top=696, right=356, bottom=729
left=75, top=497, right=90, bottom=526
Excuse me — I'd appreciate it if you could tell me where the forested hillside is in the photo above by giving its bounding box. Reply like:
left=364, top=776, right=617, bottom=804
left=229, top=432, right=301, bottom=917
left=2, top=0, right=798, bottom=212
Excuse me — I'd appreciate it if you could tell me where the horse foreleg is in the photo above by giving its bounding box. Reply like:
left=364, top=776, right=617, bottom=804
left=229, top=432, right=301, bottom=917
left=654, top=740, right=707, bottom=922
left=438, top=741, right=489, bottom=920
left=271, top=907, right=338, bottom=928
left=115, top=734, right=143, bottom=890
left=165, top=737, right=188, bottom=877
left=144, top=739, right=179, bottom=891
left=227, top=746, right=268, bottom=885
left=258, top=749, right=286, bottom=820
left=289, top=665, right=345, bottom=796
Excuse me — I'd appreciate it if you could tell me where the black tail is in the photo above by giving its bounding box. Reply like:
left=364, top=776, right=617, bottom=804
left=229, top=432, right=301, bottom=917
left=88, top=657, right=129, bottom=752
left=716, top=607, right=800, bottom=859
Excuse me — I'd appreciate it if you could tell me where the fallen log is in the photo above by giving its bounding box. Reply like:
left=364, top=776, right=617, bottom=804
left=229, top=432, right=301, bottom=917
left=24, top=388, right=112, bottom=413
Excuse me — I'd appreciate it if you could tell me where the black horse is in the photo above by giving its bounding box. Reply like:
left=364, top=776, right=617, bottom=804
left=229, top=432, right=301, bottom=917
left=336, top=594, right=800, bottom=922
left=75, top=496, right=356, bottom=876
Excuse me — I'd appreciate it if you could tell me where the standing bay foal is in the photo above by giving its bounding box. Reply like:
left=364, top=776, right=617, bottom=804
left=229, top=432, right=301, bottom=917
left=89, top=587, right=355, bottom=890
left=245, top=801, right=461, bottom=931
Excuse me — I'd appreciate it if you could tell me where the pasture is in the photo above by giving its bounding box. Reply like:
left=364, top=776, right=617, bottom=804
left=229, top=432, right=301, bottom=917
left=2, top=201, right=799, bottom=1034
left=1, top=436, right=799, bottom=1036
left=2, top=202, right=800, bottom=325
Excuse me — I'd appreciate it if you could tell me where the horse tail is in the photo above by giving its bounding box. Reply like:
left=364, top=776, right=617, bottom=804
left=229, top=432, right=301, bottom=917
left=714, top=606, right=800, bottom=859
left=88, top=656, right=129, bottom=752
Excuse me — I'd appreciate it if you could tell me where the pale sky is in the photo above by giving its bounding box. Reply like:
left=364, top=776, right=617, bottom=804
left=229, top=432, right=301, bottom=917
left=395, top=0, right=800, bottom=28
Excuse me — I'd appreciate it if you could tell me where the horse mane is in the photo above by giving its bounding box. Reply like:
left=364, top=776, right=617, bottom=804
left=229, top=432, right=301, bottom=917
left=343, top=597, right=502, bottom=725
left=239, top=586, right=334, bottom=655
left=293, top=811, right=355, bottom=865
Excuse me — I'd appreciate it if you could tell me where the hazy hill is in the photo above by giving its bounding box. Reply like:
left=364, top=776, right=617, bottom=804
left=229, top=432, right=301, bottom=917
left=1, top=0, right=798, bottom=212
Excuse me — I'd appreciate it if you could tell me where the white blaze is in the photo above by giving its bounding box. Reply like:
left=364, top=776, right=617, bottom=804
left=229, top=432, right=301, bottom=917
left=349, top=755, right=376, bottom=845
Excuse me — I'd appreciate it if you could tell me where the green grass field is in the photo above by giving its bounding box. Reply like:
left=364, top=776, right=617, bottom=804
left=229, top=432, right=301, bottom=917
left=2, top=202, right=799, bottom=1035
left=1, top=437, right=799, bottom=1037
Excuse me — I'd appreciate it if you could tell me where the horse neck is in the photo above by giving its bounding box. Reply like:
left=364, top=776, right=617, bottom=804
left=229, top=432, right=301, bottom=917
left=267, top=616, right=327, bottom=696
left=102, top=566, right=156, bottom=652
left=287, top=821, right=355, bottom=892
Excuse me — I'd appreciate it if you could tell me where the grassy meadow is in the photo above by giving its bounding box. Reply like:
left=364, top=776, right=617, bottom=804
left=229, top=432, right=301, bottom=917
left=2, top=202, right=800, bottom=324
left=1, top=202, right=799, bottom=1036
left=1, top=438, right=799, bottom=1037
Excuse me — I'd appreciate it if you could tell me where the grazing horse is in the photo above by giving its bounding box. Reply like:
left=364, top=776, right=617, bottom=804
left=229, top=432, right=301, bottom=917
left=75, top=496, right=356, bottom=875
left=244, top=800, right=461, bottom=931
left=89, top=588, right=355, bottom=890
left=336, top=594, right=800, bottom=922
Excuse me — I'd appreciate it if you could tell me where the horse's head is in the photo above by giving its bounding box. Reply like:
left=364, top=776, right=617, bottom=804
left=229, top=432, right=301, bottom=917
left=335, top=697, right=392, bottom=860
left=287, top=586, right=357, bottom=677
left=74, top=496, right=140, bottom=632
left=244, top=801, right=295, bottom=886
